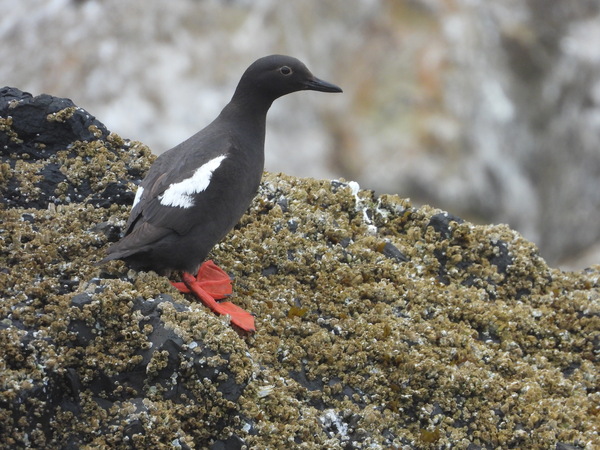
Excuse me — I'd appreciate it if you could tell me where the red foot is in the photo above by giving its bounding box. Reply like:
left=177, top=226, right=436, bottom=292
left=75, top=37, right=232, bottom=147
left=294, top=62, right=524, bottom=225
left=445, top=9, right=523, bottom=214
left=171, top=260, right=255, bottom=332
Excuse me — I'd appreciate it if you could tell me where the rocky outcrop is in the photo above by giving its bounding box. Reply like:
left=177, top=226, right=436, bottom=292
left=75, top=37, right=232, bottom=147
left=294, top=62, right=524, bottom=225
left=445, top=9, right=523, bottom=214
left=1, top=88, right=598, bottom=448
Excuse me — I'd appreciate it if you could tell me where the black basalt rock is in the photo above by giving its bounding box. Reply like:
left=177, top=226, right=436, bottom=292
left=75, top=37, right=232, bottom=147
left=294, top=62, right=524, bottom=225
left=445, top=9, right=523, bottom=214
left=0, top=86, right=143, bottom=210
left=0, top=86, right=109, bottom=156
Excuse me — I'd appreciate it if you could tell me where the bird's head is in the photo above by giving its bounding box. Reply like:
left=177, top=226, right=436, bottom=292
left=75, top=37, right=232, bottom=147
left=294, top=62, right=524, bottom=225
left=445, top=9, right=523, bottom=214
left=234, top=54, right=342, bottom=103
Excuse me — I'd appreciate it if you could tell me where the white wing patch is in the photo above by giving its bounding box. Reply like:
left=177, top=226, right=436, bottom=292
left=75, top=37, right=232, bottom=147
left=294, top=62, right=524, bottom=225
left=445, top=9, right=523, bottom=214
left=132, top=186, right=144, bottom=208
left=159, top=154, right=227, bottom=208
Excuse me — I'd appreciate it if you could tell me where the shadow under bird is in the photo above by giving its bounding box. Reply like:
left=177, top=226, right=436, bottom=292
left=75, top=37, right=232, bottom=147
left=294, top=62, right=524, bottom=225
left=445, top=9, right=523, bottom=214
left=101, top=54, right=342, bottom=331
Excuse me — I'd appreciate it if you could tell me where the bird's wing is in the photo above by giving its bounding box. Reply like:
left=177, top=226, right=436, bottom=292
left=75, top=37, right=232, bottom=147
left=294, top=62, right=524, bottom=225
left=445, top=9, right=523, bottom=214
left=123, top=138, right=235, bottom=243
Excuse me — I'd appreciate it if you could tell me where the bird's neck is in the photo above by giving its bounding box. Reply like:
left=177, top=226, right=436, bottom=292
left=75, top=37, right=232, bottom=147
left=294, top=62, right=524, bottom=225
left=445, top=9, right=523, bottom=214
left=217, top=93, right=273, bottom=148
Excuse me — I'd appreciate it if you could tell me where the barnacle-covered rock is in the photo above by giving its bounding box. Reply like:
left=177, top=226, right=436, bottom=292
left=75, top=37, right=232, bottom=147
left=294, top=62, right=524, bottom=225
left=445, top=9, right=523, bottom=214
left=1, top=88, right=598, bottom=448
left=0, top=87, right=150, bottom=210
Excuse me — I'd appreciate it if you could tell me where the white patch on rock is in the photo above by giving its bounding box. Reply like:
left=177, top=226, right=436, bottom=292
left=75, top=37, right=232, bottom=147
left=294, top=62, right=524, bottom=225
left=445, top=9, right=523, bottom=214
left=347, top=180, right=360, bottom=196
left=257, top=385, right=275, bottom=398
left=320, top=409, right=349, bottom=438
left=159, top=154, right=227, bottom=208
left=345, top=180, right=377, bottom=234
left=132, top=186, right=144, bottom=208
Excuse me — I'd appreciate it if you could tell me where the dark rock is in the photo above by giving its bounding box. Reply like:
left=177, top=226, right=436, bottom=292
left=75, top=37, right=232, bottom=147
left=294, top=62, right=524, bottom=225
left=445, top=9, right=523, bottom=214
left=379, top=241, right=408, bottom=262
left=555, top=443, right=583, bottom=450
left=488, top=238, right=512, bottom=273
left=287, top=218, right=298, bottom=232
left=276, top=197, right=289, bottom=212
left=71, top=292, right=93, bottom=309
left=92, top=221, right=122, bottom=242
left=0, top=86, right=146, bottom=210
left=21, top=213, right=35, bottom=223
left=330, top=180, right=347, bottom=192
left=428, top=212, right=464, bottom=239
left=211, top=435, right=245, bottom=450
left=261, top=264, right=278, bottom=276
left=339, top=236, right=352, bottom=248
left=87, top=181, right=136, bottom=208
left=0, top=87, right=109, bottom=155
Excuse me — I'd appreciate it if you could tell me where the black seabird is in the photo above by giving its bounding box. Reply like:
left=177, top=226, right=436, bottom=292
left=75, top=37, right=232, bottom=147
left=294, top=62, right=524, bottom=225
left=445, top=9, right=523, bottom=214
left=102, top=54, right=342, bottom=331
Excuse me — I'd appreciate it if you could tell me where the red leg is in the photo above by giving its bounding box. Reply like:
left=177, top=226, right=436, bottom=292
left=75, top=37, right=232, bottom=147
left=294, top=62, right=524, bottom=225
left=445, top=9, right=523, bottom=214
left=171, top=260, right=255, bottom=332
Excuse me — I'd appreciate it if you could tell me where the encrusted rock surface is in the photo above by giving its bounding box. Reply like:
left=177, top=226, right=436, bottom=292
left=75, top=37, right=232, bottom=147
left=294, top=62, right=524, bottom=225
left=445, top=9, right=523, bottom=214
left=1, top=87, right=598, bottom=448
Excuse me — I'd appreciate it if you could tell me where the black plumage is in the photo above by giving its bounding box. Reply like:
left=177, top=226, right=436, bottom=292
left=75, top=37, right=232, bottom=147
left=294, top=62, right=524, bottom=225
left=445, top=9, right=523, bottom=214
left=102, top=55, right=342, bottom=276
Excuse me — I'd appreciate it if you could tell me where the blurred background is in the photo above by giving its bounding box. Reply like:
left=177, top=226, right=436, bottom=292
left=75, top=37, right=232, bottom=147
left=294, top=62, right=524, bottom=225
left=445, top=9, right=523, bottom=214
left=2, top=0, right=600, bottom=270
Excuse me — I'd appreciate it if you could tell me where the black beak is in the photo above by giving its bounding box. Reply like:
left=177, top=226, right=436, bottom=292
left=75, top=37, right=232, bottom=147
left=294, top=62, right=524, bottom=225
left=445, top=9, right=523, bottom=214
left=303, top=77, right=343, bottom=93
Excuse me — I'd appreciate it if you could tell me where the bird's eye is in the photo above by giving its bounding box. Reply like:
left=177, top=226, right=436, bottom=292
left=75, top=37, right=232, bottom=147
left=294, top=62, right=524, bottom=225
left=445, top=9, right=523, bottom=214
left=279, top=66, right=292, bottom=76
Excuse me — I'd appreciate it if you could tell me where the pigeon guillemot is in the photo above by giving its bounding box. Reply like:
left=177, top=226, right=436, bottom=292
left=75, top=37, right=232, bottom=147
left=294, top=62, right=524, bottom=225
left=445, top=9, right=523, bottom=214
left=102, top=55, right=342, bottom=331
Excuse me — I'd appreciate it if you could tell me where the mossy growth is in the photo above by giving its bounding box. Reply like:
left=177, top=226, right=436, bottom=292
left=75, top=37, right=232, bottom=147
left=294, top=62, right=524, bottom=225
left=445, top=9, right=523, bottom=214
left=1, top=128, right=598, bottom=448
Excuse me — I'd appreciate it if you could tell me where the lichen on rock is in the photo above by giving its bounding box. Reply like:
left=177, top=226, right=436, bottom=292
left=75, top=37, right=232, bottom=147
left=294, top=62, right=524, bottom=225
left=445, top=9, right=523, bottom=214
left=1, top=87, right=599, bottom=448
